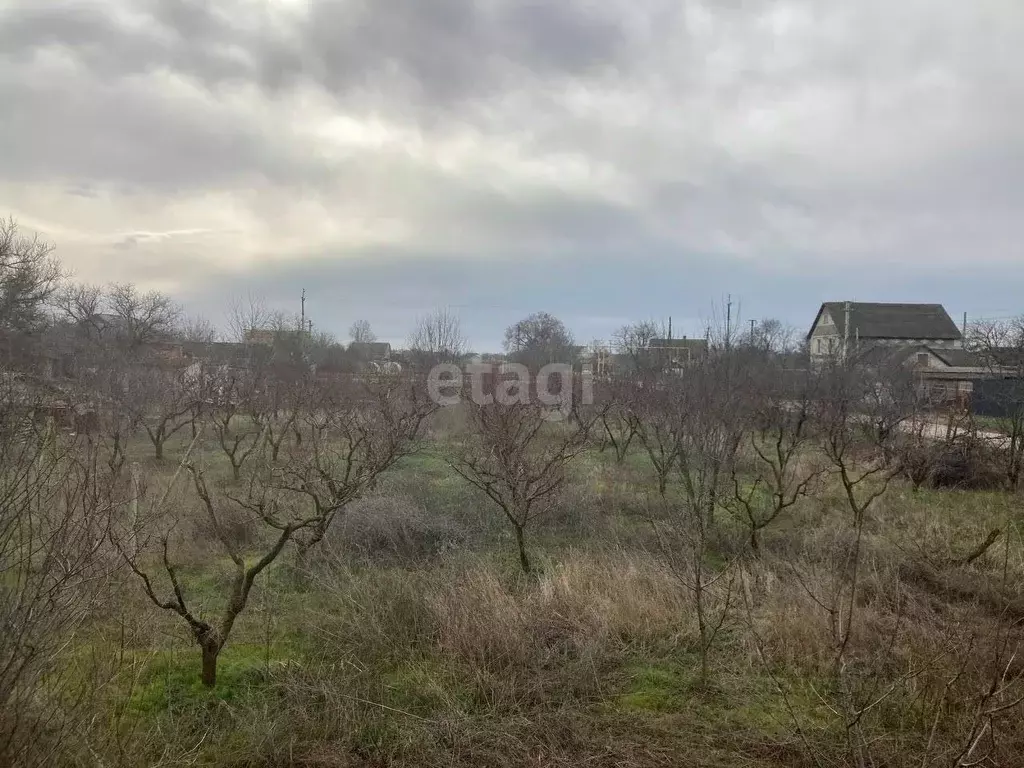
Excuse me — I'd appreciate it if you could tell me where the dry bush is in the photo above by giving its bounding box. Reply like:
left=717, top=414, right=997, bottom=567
left=422, top=401, right=471, bottom=441
left=307, top=565, right=439, bottom=667
left=928, top=437, right=1006, bottom=490
left=431, top=551, right=691, bottom=697
left=322, top=494, right=465, bottom=566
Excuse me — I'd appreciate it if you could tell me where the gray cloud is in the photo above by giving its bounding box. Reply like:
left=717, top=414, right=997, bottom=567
left=0, top=0, right=1022, bottom=345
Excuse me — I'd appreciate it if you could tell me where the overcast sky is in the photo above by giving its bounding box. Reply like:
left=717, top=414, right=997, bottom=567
left=2, top=0, right=1023, bottom=350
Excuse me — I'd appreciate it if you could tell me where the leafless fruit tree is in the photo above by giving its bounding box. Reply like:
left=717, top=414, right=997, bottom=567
left=116, top=433, right=323, bottom=688
left=0, top=380, right=118, bottom=764
left=632, top=376, right=686, bottom=496
left=728, top=365, right=825, bottom=552
left=596, top=377, right=639, bottom=463
left=125, top=366, right=196, bottom=460
left=447, top=394, right=599, bottom=574
left=275, top=374, right=435, bottom=568
left=208, top=370, right=270, bottom=481
left=647, top=354, right=751, bottom=686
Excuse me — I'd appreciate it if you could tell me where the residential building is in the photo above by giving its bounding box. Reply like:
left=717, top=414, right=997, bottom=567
left=851, top=342, right=988, bottom=405
left=647, top=337, right=709, bottom=370
left=807, top=302, right=963, bottom=361
left=348, top=341, right=392, bottom=362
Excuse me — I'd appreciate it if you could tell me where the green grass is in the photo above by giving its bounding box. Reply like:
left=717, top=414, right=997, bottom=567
left=28, top=424, right=1024, bottom=767
left=126, top=644, right=291, bottom=715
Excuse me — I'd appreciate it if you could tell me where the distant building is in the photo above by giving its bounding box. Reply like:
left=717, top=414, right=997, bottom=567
left=348, top=341, right=392, bottom=362
left=807, top=302, right=963, bottom=360
left=647, top=337, right=709, bottom=370
left=244, top=328, right=304, bottom=347
left=851, top=342, right=988, bottom=405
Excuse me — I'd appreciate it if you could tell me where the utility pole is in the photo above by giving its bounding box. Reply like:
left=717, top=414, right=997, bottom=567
left=749, top=318, right=755, bottom=346
left=843, top=301, right=851, bottom=364
left=726, top=294, right=732, bottom=350
left=962, top=312, right=968, bottom=344
left=300, top=289, right=306, bottom=337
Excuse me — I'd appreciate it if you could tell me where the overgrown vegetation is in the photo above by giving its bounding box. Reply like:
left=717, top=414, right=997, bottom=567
left=3, top=219, right=1024, bottom=766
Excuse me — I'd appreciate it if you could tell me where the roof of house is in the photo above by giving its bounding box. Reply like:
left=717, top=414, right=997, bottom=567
left=851, top=342, right=984, bottom=370
left=648, top=338, right=709, bottom=350
left=809, top=302, right=962, bottom=342
left=348, top=341, right=392, bottom=357
left=929, top=347, right=983, bottom=368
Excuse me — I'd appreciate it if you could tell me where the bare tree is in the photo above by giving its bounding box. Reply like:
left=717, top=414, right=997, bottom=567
left=227, top=292, right=274, bottom=343
left=647, top=353, right=751, bottom=686
left=807, top=362, right=910, bottom=686
left=743, top=318, right=797, bottom=354
left=256, top=372, right=306, bottom=463
left=408, top=307, right=468, bottom=367
left=117, top=434, right=325, bottom=688
left=503, top=312, right=576, bottom=369
left=276, top=375, right=435, bottom=566
left=613, top=319, right=664, bottom=372
left=349, top=319, right=376, bottom=344
left=106, top=283, right=181, bottom=348
left=177, top=313, right=219, bottom=344
left=728, top=366, right=825, bottom=552
left=0, top=218, right=63, bottom=333
left=596, top=378, right=639, bottom=463
left=124, top=367, right=195, bottom=460
left=208, top=371, right=268, bottom=481
left=447, top=397, right=597, bottom=573
left=633, top=379, right=686, bottom=495
left=53, top=283, right=104, bottom=334
left=968, top=316, right=1024, bottom=490
left=0, top=382, right=117, bottom=763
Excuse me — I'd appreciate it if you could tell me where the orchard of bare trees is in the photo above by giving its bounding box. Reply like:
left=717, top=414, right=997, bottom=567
left=3, top=218, right=1024, bottom=766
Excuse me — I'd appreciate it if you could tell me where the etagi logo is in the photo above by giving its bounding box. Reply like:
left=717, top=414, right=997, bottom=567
left=427, top=363, right=594, bottom=422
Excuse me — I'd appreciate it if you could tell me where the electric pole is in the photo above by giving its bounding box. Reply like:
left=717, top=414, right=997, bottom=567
left=843, top=301, right=851, bottom=364
left=749, top=318, right=755, bottom=346
left=300, top=289, right=306, bottom=337
left=726, top=294, right=732, bottom=350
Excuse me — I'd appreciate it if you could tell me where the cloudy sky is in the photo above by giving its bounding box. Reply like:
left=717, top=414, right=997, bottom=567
left=2, top=0, right=1023, bottom=349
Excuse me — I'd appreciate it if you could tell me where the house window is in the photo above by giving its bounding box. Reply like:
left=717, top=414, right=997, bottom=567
left=916, top=353, right=929, bottom=367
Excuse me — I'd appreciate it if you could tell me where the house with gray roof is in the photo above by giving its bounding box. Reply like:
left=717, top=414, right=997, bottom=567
left=806, top=302, right=963, bottom=361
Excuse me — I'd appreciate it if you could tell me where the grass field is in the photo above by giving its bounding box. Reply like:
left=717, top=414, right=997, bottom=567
left=15, top=415, right=1024, bottom=767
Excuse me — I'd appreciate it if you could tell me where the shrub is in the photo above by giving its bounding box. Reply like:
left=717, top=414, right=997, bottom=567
left=324, top=494, right=465, bottom=566
left=928, top=437, right=1004, bottom=490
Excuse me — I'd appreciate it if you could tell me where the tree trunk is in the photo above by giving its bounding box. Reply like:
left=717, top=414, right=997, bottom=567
left=154, top=439, right=164, bottom=461
left=514, top=524, right=531, bottom=574
left=200, top=639, right=220, bottom=688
